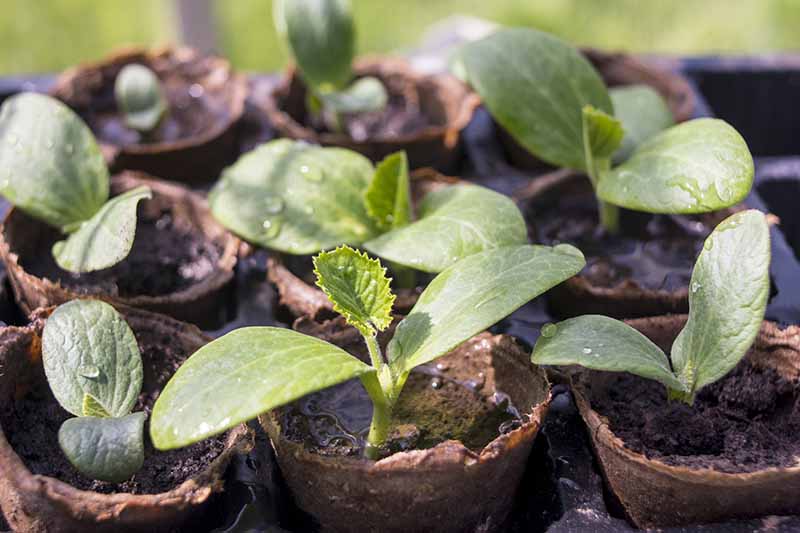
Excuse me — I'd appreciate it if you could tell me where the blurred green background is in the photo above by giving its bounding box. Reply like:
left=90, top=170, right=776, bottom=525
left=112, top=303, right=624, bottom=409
left=2, top=0, right=799, bottom=74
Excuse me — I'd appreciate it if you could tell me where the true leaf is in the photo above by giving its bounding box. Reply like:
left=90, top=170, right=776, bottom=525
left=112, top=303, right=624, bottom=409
left=58, top=412, right=146, bottom=483
left=582, top=105, right=624, bottom=185
left=114, top=64, right=166, bottom=132
left=388, top=244, right=585, bottom=375
left=610, top=85, right=674, bottom=163
left=461, top=27, right=612, bottom=170
left=670, top=209, right=770, bottom=395
left=150, top=327, right=375, bottom=450
left=363, top=151, right=411, bottom=231
left=0, top=92, right=108, bottom=228
left=52, top=186, right=151, bottom=273
left=319, top=76, right=388, bottom=115
left=597, top=118, right=754, bottom=213
left=364, top=184, right=528, bottom=273
left=42, top=300, right=143, bottom=418
left=209, top=140, right=379, bottom=254
left=531, top=315, right=687, bottom=391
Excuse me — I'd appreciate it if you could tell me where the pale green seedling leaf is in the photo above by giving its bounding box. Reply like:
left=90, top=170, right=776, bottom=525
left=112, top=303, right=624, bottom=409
left=582, top=105, right=624, bottom=185
left=150, top=327, right=375, bottom=450
left=461, top=28, right=612, bottom=170
left=363, top=151, right=411, bottom=231
left=320, top=77, right=388, bottom=115
left=0, top=92, right=108, bottom=228
left=532, top=315, right=687, bottom=391
left=670, top=210, right=770, bottom=395
left=597, top=118, right=754, bottom=213
left=209, top=140, right=379, bottom=254
left=58, top=412, right=146, bottom=483
left=42, top=300, right=143, bottom=418
left=388, top=244, right=585, bottom=375
left=52, top=186, right=151, bottom=273
left=114, top=64, right=166, bottom=132
left=314, top=246, right=395, bottom=337
left=82, top=394, right=111, bottom=418
left=610, top=85, right=674, bottom=163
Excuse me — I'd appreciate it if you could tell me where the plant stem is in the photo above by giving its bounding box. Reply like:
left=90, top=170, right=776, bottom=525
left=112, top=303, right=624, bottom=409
left=389, top=261, right=416, bottom=290
left=365, top=334, right=384, bottom=369
left=598, top=200, right=620, bottom=234
left=667, top=387, right=695, bottom=405
left=359, top=367, right=394, bottom=460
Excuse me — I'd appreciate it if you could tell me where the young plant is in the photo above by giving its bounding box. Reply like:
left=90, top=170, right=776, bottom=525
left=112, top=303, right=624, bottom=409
left=209, top=139, right=528, bottom=280
left=114, top=63, right=167, bottom=134
left=0, top=93, right=151, bottom=273
left=460, top=28, right=754, bottom=234
left=150, top=243, right=585, bottom=458
left=273, top=0, right=388, bottom=131
left=42, top=300, right=146, bottom=482
left=533, top=209, right=770, bottom=404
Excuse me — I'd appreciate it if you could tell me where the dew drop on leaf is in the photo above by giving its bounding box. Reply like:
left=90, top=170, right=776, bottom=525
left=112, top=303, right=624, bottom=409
left=299, top=164, right=324, bottom=182
left=263, top=196, right=285, bottom=215
left=704, top=238, right=714, bottom=251
left=582, top=347, right=592, bottom=355
left=540, top=323, right=557, bottom=338
left=262, top=218, right=282, bottom=238
left=78, top=364, right=100, bottom=379
left=690, top=281, right=702, bottom=294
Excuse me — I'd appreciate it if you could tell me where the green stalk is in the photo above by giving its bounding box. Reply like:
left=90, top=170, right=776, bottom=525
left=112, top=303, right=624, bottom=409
left=360, top=333, right=396, bottom=459
left=667, top=387, right=695, bottom=405
left=598, top=200, right=620, bottom=234
left=389, top=261, right=416, bottom=290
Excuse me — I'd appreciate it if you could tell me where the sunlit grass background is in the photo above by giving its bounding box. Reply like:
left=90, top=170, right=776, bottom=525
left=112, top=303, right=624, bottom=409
left=2, top=0, right=799, bottom=74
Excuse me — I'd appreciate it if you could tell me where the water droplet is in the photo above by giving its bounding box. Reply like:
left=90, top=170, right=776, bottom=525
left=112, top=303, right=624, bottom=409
left=704, top=238, right=714, bottom=251
left=78, top=364, right=100, bottom=379
left=299, top=164, right=323, bottom=182
left=582, top=347, right=592, bottom=355
left=435, top=362, right=449, bottom=372
left=690, top=281, right=702, bottom=294
left=431, top=377, right=443, bottom=390
left=262, top=218, right=282, bottom=238
left=541, top=323, right=557, bottom=338
left=188, top=83, right=204, bottom=98
left=263, top=196, right=285, bottom=215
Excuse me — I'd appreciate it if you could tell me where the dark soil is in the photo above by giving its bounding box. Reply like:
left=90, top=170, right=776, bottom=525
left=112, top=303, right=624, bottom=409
left=587, top=362, right=800, bottom=473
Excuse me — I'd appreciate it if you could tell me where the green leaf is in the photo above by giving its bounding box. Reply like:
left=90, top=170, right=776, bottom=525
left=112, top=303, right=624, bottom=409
left=114, top=64, right=166, bottom=132
left=670, top=209, right=770, bottom=395
left=150, top=327, right=374, bottom=450
left=363, top=151, right=411, bottom=231
left=610, top=85, right=674, bottom=163
left=582, top=105, right=624, bottom=185
left=597, top=118, right=754, bottom=214
left=82, top=394, right=111, bottom=418
left=531, top=315, right=687, bottom=392
left=58, top=412, right=146, bottom=483
left=319, top=77, right=388, bottom=115
left=461, top=28, right=612, bottom=170
left=52, top=186, right=151, bottom=273
left=0, top=92, right=108, bottom=228
left=388, top=244, right=585, bottom=375
left=364, top=184, right=528, bottom=273
left=42, top=300, right=143, bottom=418
left=313, top=246, right=395, bottom=337
left=209, top=140, right=379, bottom=254
left=275, top=0, right=355, bottom=90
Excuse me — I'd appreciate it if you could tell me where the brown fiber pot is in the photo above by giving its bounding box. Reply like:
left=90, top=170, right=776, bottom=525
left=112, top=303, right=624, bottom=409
left=0, top=304, right=253, bottom=533
left=260, top=317, right=551, bottom=533
left=260, top=56, right=480, bottom=172
left=0, top=172, right=239, bottom=329
left=571, top=315, right=800, bottom=529
left=50, top=46, right=247, bottom=185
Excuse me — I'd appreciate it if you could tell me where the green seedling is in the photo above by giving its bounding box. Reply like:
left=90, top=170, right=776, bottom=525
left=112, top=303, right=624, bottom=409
left=150, top=243, right=585, bottom=458
left=533, top=209, right=770, bottom=404
left=42, top=300, right=146, bottom=482
left=114, top=63, right=167, bottom=133
left=0, top=93, right=151, bottom=273
left=460, top=28, right=754, bottom=234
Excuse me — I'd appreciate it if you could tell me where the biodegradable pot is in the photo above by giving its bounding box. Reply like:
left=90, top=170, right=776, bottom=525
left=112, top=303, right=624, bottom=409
left=260, top=316, right=551, bottom=533
left=572, top=315, right=800, bottom=529
left=260, top=56, right=480, bottom=172
left=0, top=304, right=253, bottom=533
left=0, top=172, right=239, bottom=329
left=50, top=46, right=248, bottom=184
left=499, top=48, right=695, bottom=171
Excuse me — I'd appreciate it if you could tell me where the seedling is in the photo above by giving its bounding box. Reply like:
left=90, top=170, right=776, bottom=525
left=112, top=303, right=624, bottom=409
left=210, top=139, right=528, bottom=280
left=460, top=28, right=754, bottom=234
left=114, top=63, right=167, bottom=134
left=533, top=209, right=770, bottom=404
left=273, top=0, right=388, bottom=131
left=42, top=300, right=146, bottom=482
left=150, top=243, right=585, bottom=458
left=0, top=93, right=151, bottom=273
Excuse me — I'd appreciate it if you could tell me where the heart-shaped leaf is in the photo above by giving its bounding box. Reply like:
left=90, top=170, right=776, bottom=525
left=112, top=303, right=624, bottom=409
left=0, top=93, right=108, bottom=228
left=58, top=412, right=146, bottom=483
left=150, top=327, right=374, bottom=450
left=364, top=151, right=411, bottom=231
left=364, top=184, right=528, bottom=273
left=52, top=186, right=151, bottom=273
left=42, top=300, right=143, bottom=418
left=610, top=85, right=674, bottom=163
left=114, top=64, right=167, bottom=132
left=320, top=76, right=388, bottom=115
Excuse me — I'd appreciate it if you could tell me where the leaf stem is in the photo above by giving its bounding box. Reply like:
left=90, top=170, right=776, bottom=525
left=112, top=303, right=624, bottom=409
left=598, top=200, right=620, bottom=234
left=365, top=333, right=384, bottom=369
left=389, top=261, right=416, bottom=290
left=359, top=369, right=393, bottom=460
left=667, top=387, right=695, bottom=405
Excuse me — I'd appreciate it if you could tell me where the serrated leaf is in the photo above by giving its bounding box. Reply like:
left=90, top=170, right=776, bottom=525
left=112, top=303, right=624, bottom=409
left=209, top=140, right=379, bottom=254
left=114, top=64, right=166, bottom=132
left=0, top=92, right=108, bottom=228
left=670, top=210, right=770, bottom=395
left=532, top=315, right=687, bottom=392
left=461, top=28, right=612, bottom=170
left=42, top=300, right=143, bottom=418
left=363, top=151, right=411, bottom=231
left=150, top=327, right=374, bottom=450
left=314, top=246, right=395, bottom=336
left=320, top=77, right=388, bottom=115
left=364, top=184, right=528, bottom=273
left=82, top=394, right=111, bottom=418
left=388, top=244, right=585, bottom=375
left=58, top=412, right=146, bottom=483
left=597, top=118, right=754, bottom=214
left=52, top=186, right=151, bottom=273
left=610, top=85, right=674, bottom=163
